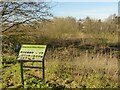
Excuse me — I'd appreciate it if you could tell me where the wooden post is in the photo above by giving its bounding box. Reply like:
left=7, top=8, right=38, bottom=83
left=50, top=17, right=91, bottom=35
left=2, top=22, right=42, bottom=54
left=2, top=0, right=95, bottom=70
left=42, top=59, right=45, bottom=81
left=20, top=61, right=24, bottom=85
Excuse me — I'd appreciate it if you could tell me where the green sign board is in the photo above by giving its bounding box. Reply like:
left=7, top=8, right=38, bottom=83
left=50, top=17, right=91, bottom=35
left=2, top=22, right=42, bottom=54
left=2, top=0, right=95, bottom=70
left=17, top=45, right=47, bottom=60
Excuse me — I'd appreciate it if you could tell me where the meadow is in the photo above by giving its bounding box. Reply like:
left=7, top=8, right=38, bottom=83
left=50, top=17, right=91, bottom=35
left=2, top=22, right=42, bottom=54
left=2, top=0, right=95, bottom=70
left=2, top=46, right=119, bottom=89
left=1, top=16, right=120, bottom=89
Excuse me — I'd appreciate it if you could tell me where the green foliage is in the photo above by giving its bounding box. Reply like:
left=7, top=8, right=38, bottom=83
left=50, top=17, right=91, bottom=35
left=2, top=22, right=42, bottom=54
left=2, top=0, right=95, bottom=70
left=2, top=55, right=17, bottom=66
left=23, top=77, right=49, bottom=88
left=2, top=64, right=21, bottom=88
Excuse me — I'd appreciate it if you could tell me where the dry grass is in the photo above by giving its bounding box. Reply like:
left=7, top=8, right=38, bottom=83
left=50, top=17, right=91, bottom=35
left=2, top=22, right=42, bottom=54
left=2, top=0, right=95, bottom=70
left=43, top=46, right=118, bottom=88
left=2, top=46, right=118, bottom=88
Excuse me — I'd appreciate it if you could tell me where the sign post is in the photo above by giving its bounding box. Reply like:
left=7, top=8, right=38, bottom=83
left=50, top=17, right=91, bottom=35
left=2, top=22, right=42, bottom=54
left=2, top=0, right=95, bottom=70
left=17, top=45, right=47, bottom=85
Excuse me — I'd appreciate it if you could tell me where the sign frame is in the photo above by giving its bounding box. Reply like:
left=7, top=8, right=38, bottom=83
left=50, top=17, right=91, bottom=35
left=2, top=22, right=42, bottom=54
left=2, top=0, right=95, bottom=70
left=17, top=44, right=47, bottom=85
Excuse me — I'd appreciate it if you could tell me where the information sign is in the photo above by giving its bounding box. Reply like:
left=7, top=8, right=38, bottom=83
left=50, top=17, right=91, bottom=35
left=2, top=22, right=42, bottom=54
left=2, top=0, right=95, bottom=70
left=17, top=45, right=46, bottom=60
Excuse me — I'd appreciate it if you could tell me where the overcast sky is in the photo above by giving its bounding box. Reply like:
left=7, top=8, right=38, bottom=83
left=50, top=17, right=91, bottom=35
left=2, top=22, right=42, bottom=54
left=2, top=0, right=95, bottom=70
left=51, top=1, right=118, bottom=20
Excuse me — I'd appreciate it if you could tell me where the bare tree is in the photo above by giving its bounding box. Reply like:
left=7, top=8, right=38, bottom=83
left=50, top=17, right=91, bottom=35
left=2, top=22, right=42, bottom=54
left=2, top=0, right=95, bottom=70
left=0, top=1, right=53, bottom=33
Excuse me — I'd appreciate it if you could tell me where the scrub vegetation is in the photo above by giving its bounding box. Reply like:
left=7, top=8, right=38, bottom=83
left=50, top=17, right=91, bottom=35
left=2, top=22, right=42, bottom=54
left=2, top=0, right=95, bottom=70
left=1, top=15, right=120, bottom=89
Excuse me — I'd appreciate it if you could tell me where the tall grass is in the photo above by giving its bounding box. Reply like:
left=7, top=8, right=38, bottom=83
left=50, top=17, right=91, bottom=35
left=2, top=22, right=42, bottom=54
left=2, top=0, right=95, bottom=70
left=44, top=46, right=118, bottom=88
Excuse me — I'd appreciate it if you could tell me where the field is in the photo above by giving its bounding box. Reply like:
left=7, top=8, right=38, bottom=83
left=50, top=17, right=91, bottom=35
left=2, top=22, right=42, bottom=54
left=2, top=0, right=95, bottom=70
left=1, top=16, right=120, bottom=89
left=2, top=43, right=119, bottom=89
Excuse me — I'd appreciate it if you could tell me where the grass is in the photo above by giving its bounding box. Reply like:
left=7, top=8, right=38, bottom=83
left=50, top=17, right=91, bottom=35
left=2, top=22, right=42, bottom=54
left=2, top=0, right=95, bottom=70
left=45, top=47, right=118, bottom=88
left=1, top=46, right=119, bottom=89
